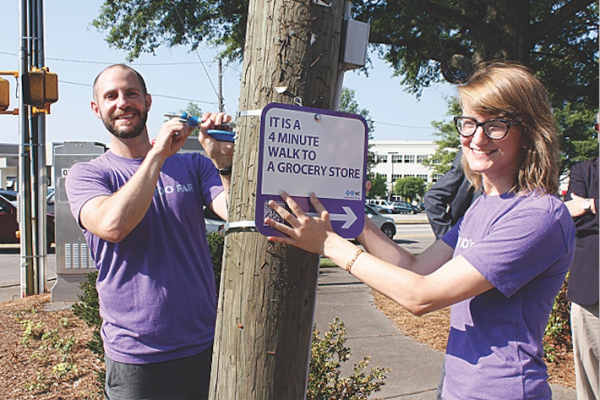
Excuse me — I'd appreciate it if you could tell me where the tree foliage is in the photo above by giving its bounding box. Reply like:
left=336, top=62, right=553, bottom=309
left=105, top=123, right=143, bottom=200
left=393, top=177, right=426, bottom=203
left=421, top=98, right=462, bottom=176
left=366, top=174, right=388, bottom=199
left=93, top=1, right=597, bottom=105
left=92, top=0, right=248, bottom=62
left=354, top=1, right=598, bottom=107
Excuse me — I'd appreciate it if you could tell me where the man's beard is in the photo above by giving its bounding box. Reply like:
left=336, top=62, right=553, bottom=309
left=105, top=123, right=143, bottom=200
left=101, top=107, right=148, bottom=139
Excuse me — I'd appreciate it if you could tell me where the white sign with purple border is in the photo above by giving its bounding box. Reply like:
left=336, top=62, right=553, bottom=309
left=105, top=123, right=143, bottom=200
left=255, top=103, right=368, bottom=238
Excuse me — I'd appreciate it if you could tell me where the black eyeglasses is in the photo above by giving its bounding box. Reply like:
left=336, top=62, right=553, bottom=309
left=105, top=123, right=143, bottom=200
left=454, top=116, right=518, bottom=140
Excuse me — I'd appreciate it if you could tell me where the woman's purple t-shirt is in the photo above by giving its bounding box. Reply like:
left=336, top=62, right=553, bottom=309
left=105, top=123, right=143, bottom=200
left=66, top=150, right=224, bottom=364
left=441, top=191, right=575, bottom=399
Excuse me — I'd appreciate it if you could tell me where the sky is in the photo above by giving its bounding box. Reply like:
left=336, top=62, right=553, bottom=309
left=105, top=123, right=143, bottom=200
left=0, top=0, right=456, bottom=146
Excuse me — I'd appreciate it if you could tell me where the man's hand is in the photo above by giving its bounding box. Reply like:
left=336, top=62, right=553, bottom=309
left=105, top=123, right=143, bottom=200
left=565, top=193, right=595, bottom=217
left=198, top=112, right=234, bottom=169
left=152, top=118, right=195, bottom=159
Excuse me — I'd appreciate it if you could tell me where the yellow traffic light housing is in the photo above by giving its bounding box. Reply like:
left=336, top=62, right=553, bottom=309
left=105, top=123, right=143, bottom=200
left=0, top=71, right=18, bottom=115
left=23, top=67, right=58, bottom=107
left=0, top=77, right=9, bottom=110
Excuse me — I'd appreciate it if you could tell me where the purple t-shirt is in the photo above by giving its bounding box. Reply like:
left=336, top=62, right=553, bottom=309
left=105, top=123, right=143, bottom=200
left=441, top=191, right=575, bottom=399
left=66, top=150, right=224, bottom=364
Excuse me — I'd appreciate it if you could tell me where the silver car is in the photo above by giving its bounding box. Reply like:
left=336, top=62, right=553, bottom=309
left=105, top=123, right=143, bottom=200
left=366, top=204, right=396, bottom=239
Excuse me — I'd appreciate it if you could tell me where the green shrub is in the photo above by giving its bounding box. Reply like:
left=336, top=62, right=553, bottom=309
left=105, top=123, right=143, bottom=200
left=308, top=317, right=389, bottom=400
left=207, top=232, right=225, bottom=290
left=544, top=277, right=572, bottom=362
left=71, top=270, right=105, bottom=387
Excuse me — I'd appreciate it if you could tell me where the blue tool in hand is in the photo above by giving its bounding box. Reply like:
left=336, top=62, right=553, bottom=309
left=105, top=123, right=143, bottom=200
left=164, top=112, right=236, bottom=142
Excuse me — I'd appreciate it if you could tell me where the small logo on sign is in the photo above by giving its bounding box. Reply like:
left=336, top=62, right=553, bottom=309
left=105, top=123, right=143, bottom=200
left=344, top=189, right=361, bottom=199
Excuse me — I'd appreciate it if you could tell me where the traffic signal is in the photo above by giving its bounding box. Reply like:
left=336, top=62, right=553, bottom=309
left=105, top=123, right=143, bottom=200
left=0, top=77, right=9, bottom=110
left=22, top=67, right=58, bottom=106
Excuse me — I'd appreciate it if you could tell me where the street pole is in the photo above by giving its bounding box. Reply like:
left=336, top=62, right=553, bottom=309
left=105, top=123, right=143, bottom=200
left=209, top=1, right=344, bottom=398
left=32, top=0, right=48, bottom=294
left=388, top=152, right=398, bottom=202
left=217, top=57, right=224, bottom=113
left=18, top=0, right=47, bottom=297
left=18, top=0, right=34, bottom=296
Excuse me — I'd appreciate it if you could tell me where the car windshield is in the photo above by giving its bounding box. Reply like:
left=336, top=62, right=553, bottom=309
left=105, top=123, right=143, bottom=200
left=365, top=205, right=378, bottom=214
left=0, top=190, right=17, bottom=202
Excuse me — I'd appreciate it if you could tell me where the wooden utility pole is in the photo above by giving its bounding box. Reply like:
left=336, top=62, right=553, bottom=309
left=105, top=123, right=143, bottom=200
left=210, top=1, right=344, bottom=398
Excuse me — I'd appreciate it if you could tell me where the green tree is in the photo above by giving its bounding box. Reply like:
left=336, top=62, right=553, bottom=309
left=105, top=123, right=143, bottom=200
left=355, top=1, right=597, bottom=106
left=339, top=87, right=375, bottom=135
left=366, top=173, right=387, bottom=199
left=177, top=102, right=204, bottom=137
left=92, top=0, right=249, bottom=62
left=554, top=104, right=599, bottom=172
left=339, top=87, right=377, bottom=173
left=421, top=98, right=462, bottom=176
left=92, top=1, right=597, bottom=106
left=393, top=177, right=426, bottom=203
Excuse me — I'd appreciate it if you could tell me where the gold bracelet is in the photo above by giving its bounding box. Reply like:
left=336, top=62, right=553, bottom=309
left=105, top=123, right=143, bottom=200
left=345, top=249, right=364, bottom=274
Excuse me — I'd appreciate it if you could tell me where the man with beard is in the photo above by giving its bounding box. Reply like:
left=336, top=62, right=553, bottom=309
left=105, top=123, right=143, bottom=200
left=65, top=64, right=233, bottom=400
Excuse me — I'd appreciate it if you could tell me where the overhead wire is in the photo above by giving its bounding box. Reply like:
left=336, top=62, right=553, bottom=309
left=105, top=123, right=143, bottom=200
left=59, top=80, right=219, bottom=106
left=1, top=49, right=437, bottom=130
left=170, top=5, right=225, bottom=113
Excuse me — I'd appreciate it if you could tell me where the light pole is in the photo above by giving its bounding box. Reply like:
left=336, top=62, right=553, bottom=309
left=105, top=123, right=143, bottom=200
left=388, top=152, right=398, bottom=202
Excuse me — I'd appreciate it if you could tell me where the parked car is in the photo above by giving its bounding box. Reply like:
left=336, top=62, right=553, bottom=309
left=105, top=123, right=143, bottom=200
left=0, top=188, right=56, bottom=213
left=392, top=201, right=419, bottom=214
left=365, top=204, right=396, bottom=239
left=0, top=194, right=55, bottom=248
left=367, top=199, right=395, bottom=214
left=0, top=189, right=18, bottom=207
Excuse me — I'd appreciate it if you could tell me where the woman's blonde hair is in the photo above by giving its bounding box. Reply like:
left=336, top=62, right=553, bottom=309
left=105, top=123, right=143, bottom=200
left=457, top=62, right=560, bottom=194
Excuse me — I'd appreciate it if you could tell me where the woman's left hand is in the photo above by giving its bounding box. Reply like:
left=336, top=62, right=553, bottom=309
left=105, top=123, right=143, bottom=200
left=265, top=191, right=336, bottom=255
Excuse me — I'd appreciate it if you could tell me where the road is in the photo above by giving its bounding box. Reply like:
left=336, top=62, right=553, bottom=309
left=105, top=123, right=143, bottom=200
left=0, top=245, right=57, bottom=302
left=393, top=221, right=436, bottom=254
left=0, top=222, right=436, bottom=303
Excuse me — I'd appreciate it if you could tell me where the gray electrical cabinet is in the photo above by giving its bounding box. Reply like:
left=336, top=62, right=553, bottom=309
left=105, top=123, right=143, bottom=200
left=51, top=142, right=106, bottom=302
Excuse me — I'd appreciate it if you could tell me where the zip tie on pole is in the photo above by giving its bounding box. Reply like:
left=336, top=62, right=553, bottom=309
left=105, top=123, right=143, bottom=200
left=20, top=254, right=45, bottom=259
left=237, top=109, right=263, bottom=118
left=224, top=220, right=257, bottom=235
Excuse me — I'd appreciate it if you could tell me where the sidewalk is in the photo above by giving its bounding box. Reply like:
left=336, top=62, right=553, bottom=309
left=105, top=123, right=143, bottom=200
left=314, top=265, right=577, bottom=400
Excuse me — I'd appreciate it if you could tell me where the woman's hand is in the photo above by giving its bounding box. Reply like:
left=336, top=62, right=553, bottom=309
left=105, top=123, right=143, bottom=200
left=265, top=191, right=338, bottom=256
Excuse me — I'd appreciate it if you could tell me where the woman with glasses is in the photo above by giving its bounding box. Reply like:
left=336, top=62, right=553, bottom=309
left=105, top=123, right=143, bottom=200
left=264, top=62, right=575, bottom=399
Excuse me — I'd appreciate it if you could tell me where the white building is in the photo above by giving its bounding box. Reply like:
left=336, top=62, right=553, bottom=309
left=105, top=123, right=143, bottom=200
left=370, top=140, right=572, bottom=198
left=370, top=140, right=440, bottom=197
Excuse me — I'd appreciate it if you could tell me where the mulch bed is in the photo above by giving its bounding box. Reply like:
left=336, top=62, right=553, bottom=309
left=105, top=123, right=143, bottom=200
left=0, top=291, right=575, bottom=399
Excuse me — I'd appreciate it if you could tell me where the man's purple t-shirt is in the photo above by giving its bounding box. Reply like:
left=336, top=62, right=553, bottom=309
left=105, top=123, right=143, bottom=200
left=441, top=191, right=575, bottom=399
left=66, top=150, right=224, bottom=364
